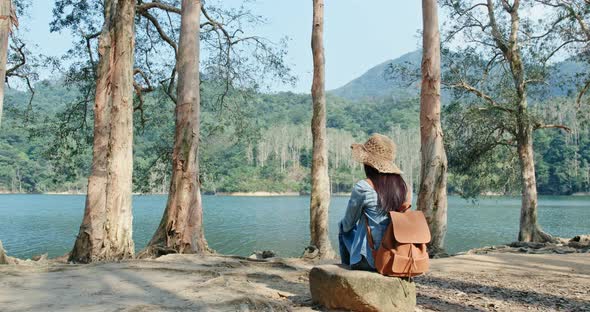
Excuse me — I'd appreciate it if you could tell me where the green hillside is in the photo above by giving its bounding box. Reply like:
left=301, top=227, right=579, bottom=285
left=330, top=50, right=421, bottom=101
left=1, top=51, right=589, bottom=195
left=330, top=49, right=588, bottom=103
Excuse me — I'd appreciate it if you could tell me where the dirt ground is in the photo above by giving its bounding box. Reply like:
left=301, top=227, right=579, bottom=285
left=0, top=253, right=588, bottom=312
left=415, top=253, right=590, bottom=312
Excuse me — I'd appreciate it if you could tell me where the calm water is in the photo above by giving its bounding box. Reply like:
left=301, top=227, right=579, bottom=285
left=0, top=195, right=588, bottom=259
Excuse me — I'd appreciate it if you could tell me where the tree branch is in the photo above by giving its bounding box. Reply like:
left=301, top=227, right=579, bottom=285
left=5, top=41, right=25, bottom=77
left=136, top=2, right=181, bottom=15
left=534, top=123, right=572, bottom=132
left=486, top=0, right=509, bottom=54
left=134, top=68, right=154, bottom=92
left=576, top=79, right=590, bottom=109
left=445, top=80, right=515, bottom=113
left=138, top=10, right=178, bottom=55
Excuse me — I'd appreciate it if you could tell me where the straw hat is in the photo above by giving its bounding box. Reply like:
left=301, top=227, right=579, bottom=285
left=351, top=133, right=402, bottom=174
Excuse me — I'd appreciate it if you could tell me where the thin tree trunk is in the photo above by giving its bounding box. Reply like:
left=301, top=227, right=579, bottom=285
left=69, top=0, right=136, bottom=263
left=308, top=0, right=334, bottom=259
left=141, top=0, right=208, bottom=257
left=417, top=0, right=448, bottom=255
left=0, top=0, right=15, bottom=128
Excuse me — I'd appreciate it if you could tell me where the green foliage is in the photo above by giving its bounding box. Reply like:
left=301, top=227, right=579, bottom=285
left=0, top=76, right=420, bottom=194
left=535, top=128, right=590, bottom=195
left=444, top=97, right=590, bottom=196
left=2, top=43, right=589, bottom=195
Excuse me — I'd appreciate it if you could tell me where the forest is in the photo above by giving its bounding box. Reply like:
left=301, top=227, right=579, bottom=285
left=1, top=51, right=589, bottom=197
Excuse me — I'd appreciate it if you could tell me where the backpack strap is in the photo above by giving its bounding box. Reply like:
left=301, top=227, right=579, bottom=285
left=364, top=214, right=376, bottom=252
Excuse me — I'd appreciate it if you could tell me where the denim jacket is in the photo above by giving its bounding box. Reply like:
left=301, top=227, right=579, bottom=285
left=338, top=179, right=390, bottom=268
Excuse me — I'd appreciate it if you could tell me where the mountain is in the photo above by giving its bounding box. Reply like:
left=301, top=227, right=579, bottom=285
left=330, top=49, right=589, bottom=102
left=330, top=50, right=422, bottom=101
left=545, top=58, right=588, bottom=98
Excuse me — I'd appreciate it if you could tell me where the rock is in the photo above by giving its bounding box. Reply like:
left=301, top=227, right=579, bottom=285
left=569, top=235, right=590, bottom=249
left=0, top=240, right=7, bottom=264
left=570, top=235, right=590, bottom=243
left=309, top=264, right=416, bottom=312
left=31, top=253, right=48, bottom=262
left=553, top=247, right=576, bottom=254
left=248, top=250, right=276, bottom=260
left=302, top=245, right=319, bottom=260
left=261, top=250, right=276, bottom=259
left=509, top=241, right=546, bottom=249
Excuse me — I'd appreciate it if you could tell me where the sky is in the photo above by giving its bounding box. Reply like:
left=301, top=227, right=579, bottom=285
left=19, top=1, right=426, bottom=93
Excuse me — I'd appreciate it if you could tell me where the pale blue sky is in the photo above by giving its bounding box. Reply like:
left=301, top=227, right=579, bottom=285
left=19, top=1, right=427, bottom=93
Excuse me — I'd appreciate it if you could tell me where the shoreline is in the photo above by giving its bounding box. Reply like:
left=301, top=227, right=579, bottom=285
left=215, top=191, right=301, bottom=197
left=0, top=191, right=354, bottom=197
left=2, top=191, right=588, bottom=197
left=3, top=235, right=588, bottom=265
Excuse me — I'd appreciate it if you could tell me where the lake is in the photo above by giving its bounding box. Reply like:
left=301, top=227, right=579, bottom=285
left=0, top=194, right=588, bottom=259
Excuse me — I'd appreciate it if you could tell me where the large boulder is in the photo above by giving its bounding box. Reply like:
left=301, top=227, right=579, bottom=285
left=309, top=264, right=416, bottom=312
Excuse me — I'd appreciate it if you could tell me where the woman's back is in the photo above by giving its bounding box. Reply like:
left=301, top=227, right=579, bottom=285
left=339, top=133, right=411, bottom=270
left=339, top=179, right=392, bottom=269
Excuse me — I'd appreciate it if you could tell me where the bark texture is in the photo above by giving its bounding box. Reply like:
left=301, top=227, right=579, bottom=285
left=514, top=80, right=551, bottom=242
left=417, top=0, right=448, bottom=254
left=485, top=0, right=553, bottom=243
left=142, top=0, right=208, bottom=257
left=517, top=126, right=551, bottom=242
left=308, top=0, right=334, bottom=259
left=69, top=0, right=136, bottom=263
left=0, top=0, right=16, bottom=128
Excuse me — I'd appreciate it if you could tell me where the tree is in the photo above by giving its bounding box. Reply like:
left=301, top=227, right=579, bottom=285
left=417, top=0, right=448, bottom=254
left=533, top=0, right=590, bottom=108
left=69, top=0, right=136, bottom=263
left=50, top=1, right=292, bottom=197
left=141, top=0, right=208, bottom=256
left=307, top=0, right=334, bottom=259
left=0, top=0, right=17, bottom=127
left=441, top=0, right=571, bottom=242
left=48, top=0, right=292, bottom=259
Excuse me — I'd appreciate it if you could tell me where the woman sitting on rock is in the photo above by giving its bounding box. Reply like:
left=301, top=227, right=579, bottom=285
left=339, top=133, right=411, bottom=271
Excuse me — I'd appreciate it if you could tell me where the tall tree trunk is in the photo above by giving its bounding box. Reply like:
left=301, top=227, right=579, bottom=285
left=496, top=0, right=553, bottom=243
left=308, top=0, right=334, bottom=259
left=141, top=0, right=208, bottom=257
left=69, top=0, right=136, bottom=263
left=516, top=119, right=552, bottom=242
left=0, top=0, right=15, bottom=128
left=417, top=0, right=448, bottom=255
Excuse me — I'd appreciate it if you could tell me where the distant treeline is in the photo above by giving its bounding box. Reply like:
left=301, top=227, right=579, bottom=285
left=1, top=79, right=588, bottom=196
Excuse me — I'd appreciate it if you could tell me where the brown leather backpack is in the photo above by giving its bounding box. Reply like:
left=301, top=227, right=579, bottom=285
left=365, top=210, right=431, bottom=277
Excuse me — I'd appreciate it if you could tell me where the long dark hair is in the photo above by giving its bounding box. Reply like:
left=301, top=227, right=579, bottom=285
left=364, top=164, right=407, bottom=213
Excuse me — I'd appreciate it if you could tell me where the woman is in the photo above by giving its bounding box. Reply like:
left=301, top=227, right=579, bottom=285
left=339, top=133, right=411, bottom=271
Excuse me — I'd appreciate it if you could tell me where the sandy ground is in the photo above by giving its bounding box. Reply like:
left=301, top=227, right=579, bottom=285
left=0, top=253, right=588, bottom=312
left=415, top=253, right=589, bottom=312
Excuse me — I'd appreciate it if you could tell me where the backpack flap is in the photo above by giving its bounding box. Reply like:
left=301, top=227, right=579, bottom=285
left=390, top=211, right=431, bottom=244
